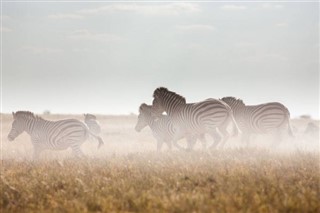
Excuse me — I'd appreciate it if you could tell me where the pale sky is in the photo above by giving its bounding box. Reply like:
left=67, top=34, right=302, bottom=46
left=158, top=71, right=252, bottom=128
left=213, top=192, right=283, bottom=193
left=1, top=1, right=319, bottom=118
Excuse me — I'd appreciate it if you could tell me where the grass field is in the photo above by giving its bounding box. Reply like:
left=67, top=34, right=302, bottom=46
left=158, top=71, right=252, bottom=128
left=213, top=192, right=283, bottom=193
left=1, top=113, right=319, bottom=212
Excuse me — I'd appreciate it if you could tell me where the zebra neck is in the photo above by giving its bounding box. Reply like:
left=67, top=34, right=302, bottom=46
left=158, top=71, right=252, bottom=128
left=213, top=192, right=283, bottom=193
left=25, top=118, right=48, bottom=135
left=233, top=107, right=247, bottom=120
left=24, top=118, right=37, bottom=134
left=85, top=118, right=93, bottom=123
left=146, top=117, right=156, bottom=129
left=165, top=102, right=184, bottom=116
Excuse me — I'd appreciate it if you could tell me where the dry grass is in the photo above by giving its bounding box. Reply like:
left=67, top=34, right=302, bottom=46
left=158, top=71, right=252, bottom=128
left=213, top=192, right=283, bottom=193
left=1, top=113, right=319, bottom=212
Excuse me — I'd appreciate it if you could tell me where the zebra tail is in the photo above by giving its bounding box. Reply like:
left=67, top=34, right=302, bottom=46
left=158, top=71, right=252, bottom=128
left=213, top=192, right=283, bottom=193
left=96, top=136, right=104, bottom=149
left=88, top=130, right=104, bottom=149
left=288, top=122, right=294, bottom=137
left=286, top=112, right=294, bottom=138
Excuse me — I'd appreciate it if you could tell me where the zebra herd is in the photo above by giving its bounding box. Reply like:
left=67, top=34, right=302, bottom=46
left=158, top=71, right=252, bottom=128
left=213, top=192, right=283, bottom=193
left=7, top=87, right=294, bottom=159
left=136, top=87, right=294, bottom=151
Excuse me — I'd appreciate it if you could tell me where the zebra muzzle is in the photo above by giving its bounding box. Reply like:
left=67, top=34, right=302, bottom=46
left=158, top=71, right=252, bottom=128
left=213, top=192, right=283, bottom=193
left=135, top=126, right=142, bottom=132
left=7, top=135, right=14, bottom=141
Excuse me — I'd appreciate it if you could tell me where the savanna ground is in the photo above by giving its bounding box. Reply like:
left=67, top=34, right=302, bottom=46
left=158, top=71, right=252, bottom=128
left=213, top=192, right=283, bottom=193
left=1, top=113, right=319, bottom=212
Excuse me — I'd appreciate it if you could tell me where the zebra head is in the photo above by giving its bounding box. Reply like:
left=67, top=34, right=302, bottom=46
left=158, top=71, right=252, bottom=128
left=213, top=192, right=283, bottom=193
left=8, top=112, right=27, bottom=141
left=135, top=103, right=154, bottom=132
left=151, top=87, right=166, bottom=116
left=84, top=113, right=96, bottom=121
left=151, top=87, right=186, bottom=116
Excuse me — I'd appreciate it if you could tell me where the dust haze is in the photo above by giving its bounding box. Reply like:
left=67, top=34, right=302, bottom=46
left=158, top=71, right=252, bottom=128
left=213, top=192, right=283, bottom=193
left=1, top=1, right=319, bottom=212
left=2, top=113, right=319, bottom=160
left=1, top=112, right=319, bottom=212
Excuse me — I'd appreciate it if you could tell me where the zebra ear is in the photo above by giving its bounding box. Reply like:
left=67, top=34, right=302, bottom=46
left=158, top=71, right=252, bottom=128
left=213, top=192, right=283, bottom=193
left=153, top=92, right=159, bottom=99
left=139, top=103, right=147, bottom=112
left=153, top=88, right=161, bottom=98
left=12, top=112, right=16, bottom=119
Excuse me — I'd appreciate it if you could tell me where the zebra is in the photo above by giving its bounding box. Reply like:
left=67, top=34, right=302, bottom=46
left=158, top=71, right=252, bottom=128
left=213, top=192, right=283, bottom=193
left=220, top=97, right=294, bottom=146
left=304, top=122, right=319, bottom=136
left=7, top=111, right=104, bottom=159
left=84, top=113, right=101, bottom=136
left=303, top=122, right=319, bottom=143
left=151, top=87, right=240, bottom=150
left=135, top=103, right=206, bottom=151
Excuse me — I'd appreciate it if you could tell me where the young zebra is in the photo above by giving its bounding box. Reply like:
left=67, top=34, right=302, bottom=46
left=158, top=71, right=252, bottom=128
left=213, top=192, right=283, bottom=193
left=7, top=111, right=104, bottom=159
left=84, top=113, right=101, bottom=136
left=221, top=97, right=294, bottom=146
left=151, top=87, right=239, bottom=150
left=135, top=103, right=206, bottom=151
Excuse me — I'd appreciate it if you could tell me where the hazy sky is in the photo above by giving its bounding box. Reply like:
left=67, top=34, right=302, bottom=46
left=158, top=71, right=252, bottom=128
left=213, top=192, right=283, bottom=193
left=1, top=1, right=319, bottom=118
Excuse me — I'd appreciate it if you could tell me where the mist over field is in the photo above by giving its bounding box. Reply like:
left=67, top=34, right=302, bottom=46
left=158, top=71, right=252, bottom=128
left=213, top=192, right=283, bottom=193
left=1, top=113, right=319, bottom=212
left=1, top=1, right=319, bottom=213
left=1, top=113, right=319, bottom=160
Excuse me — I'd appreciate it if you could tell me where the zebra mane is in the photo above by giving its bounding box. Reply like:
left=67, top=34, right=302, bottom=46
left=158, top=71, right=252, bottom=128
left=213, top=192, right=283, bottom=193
left=221, top=97, right=245, bottom=105
left=14, top=111, right=43, bottom=120
left=153, top=87, right=186, bottom=104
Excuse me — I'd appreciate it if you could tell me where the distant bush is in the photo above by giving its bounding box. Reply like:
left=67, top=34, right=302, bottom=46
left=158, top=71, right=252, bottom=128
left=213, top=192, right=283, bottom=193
left=43, top=110, right=51, bottom=115
left=300, top=115, right=311, bottom=119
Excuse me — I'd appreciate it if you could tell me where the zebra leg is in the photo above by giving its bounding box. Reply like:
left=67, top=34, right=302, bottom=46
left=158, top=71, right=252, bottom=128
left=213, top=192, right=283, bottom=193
left=218, top=126, right=230, bottom=149
left=71, top=145, right=85, bottom=158
left=172, top=130, right=186, bottom=150
left=208, top=129, right=222, bottom=149
left=199, top=134, right=207, bottom=149
left=172, top=139, right=185, bottom=151
left=186, top=136, right=197, bottom=151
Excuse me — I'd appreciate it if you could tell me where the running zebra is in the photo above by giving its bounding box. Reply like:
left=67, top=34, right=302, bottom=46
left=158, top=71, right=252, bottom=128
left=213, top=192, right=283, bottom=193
left=151, top=87, right=239, bottom=150
left=220, top=97, right=294, bottom=145
left=7, top=111, right=104, bottom=159
left=84, top=113, right=101, bottom=136
left=135, top=103, right=206, bottom=151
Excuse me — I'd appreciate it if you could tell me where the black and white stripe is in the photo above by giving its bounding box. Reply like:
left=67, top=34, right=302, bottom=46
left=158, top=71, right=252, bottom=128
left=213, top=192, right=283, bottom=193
left=8, top=111, right=104, bottom=159
left=151, top=87, right=239, bottom=150
left=135, top=103, right=174, bottom=151
left=221, top=97, right=293, bottom=144
left=135, top=103, right=206, bottom=151
left=84, top=113, right=101, bottom=136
